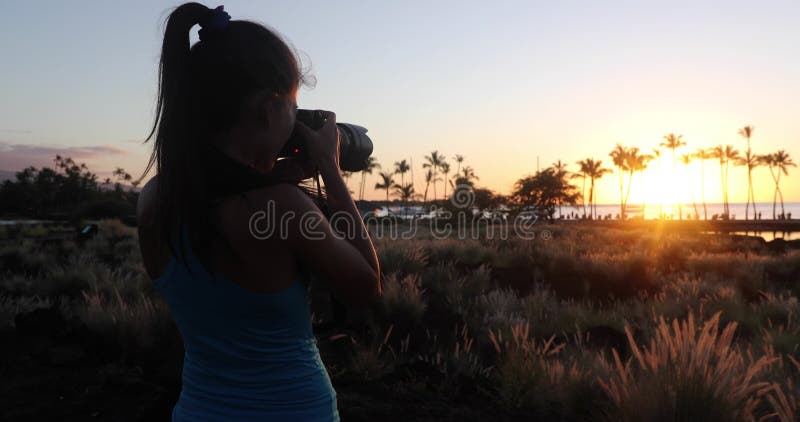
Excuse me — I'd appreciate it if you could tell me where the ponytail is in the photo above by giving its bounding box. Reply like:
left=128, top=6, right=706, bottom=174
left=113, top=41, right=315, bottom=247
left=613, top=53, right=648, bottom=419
left=140, top=2, right=208, bottom=182
left=138, top=2, right=311, bottom=281
left=139, top=3, right=212, bottom=279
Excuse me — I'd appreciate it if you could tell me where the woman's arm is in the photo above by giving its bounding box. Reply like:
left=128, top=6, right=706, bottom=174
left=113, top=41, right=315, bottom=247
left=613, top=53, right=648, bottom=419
left=317, top=158, right=380, bottom=276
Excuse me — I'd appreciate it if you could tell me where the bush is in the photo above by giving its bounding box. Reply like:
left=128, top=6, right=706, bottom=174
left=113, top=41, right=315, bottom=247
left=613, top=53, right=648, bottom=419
left=379, top=272, right=428, bottom=326
left=598, top=311, right=778, bottom=422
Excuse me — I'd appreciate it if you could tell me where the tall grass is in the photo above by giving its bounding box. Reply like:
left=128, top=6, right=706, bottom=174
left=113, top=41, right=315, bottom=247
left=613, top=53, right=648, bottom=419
left=598, top=311, right=779, bottom=422
left=3, top=219, right=799, bottom=419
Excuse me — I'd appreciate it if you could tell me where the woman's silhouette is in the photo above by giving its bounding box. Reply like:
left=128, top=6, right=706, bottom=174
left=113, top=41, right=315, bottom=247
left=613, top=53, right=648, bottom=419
left=135, top=3, right=381, bottom=420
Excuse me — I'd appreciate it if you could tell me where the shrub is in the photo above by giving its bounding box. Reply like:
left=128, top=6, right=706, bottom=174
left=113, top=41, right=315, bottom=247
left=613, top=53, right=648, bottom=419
left=78, top=287, right=174, bottom=363
left=487, top=320, right=599, bottom=418
left=598, top=311, right=778, bottom=421
left=376, top=243, right=429, bottom=276
left=379, top=272, right=428, bottom=325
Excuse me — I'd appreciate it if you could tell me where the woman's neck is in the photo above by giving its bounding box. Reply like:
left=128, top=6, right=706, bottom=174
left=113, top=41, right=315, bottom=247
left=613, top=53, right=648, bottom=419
left=212, top=132, right=274, bottom=174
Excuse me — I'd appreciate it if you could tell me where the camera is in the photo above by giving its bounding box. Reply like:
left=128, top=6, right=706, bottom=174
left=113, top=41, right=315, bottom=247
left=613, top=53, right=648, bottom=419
left=278, top=109, right=374, bottom=172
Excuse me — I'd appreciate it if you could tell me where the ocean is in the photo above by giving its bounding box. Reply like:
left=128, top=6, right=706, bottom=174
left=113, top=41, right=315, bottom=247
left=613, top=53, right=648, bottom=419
left=561, top=202, right=800, bottom=221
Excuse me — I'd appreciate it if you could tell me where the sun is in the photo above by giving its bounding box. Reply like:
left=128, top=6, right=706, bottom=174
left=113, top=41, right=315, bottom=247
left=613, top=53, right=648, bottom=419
left=638, top=166, right=684, bottom=218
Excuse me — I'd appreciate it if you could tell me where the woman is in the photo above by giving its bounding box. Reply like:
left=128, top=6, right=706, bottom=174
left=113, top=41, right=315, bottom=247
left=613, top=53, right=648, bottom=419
left=135, top=3, right=381, bottom=421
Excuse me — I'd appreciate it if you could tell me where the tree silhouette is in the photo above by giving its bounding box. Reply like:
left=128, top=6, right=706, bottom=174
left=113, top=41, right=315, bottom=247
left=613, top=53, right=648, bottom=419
left=761, top=150, right=796, bottom=219
left=574, top=159, right=589, bottom=218
left=680, top=154, right=699, bottom=219
left=738, top=125, right=757, bottom=220
left=0, top=155, right=134, bottom=219
left=393, top=159, right=411, bottom=216
left=393, top=182, right=418, bottom=204
left=711, top=145, right=740, bottom=219
left=374, top=171, right=396, bottom=206
left=393, top=160, right=410, bottom=191
left=627, top=149, right=651, bottom=220
left=584, top=159, right=611, bottom=220
left=693, top=148, right=713, bottom=220
left=451, top=166, right=479, bottom=189
left=423, top=151, right=444, bottom=201
left=422, top=169, right=441, bottom=203
left=660, top=133, right=686, bottom=219
left=551, top=160, right=570, bottom=217
left=510, top=166, right=580, bottom=220
left=440, top=161, right=451, bottom=201
left=609, top=144, right=630, bottom=220
left=736, top=150, right=762, bottom=220
left=622, top=147, right=640, bottom=219
left=652, top=148, right=664, bottom=219
left=453, top=154, right=464, bottom=181
left=358, top=156, right=380, bottom=201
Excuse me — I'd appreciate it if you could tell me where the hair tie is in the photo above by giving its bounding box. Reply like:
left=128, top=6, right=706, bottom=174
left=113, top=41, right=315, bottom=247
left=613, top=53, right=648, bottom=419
left=199, top=5, right=231, bottom=41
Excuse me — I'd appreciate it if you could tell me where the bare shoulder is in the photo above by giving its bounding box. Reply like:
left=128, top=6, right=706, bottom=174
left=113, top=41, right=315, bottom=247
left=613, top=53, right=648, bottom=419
left=237, top=182, right=321, bottom=216
left=216, top=182, right=325, bottom=250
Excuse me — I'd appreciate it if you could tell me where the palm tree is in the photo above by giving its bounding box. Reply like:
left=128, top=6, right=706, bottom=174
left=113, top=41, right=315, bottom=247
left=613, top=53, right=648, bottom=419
left=652, top=148, right=663, bottom=219
left=761, top=150, right=796, bottom=219
left=625, top=147, right=653, bottom=219
left=621, top=147, right=644, bottom=219
left=660, top=133, right=686, bottom=162
left=552, top=160, right=569, bottom=217
left=660, top=133, right=686, bottom=218
left=423, top=151, right=444, bottom=202
left=609, top=144, right=630, bottom=219
left=711, top=145, right=727, bottom=218
left=374, top=171, right=396, bottom=206
left=458, top=166, right=479, bottom=185
left=584, top=159, right=611, bottom=220
left=393, top=159, right=410, bottom=189
left=693, top=148, right=712, bottom=220
left=359, top=156, right=380, bottom=201
left=422, top=169, right=441, bottom=203
left=736, top=151, right=761, bottom=220
left=393, top=159, right=411, bottom=216
left=738, top=125, right=757, bottom=220
left=393, top=182, right=418, bottom=204
left=453, top=154, right=465, bottom=179
left=574, top=159, right=590, bottom=218
left=440, top=161, right=451, bottom=200
left=712, top=145, right=740, bottom=219
left=680, top=154, right=699, bottom=220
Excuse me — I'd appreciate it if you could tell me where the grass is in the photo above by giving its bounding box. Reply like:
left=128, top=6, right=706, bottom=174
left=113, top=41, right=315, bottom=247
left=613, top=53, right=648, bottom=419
left=1, top=219, right=799, bottom=420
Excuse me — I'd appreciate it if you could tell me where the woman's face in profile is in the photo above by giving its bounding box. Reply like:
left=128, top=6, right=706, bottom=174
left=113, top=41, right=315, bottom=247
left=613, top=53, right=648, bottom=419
left=272, top=88, right=298, bottom=150
left=255, top=87, right=298, bottom=162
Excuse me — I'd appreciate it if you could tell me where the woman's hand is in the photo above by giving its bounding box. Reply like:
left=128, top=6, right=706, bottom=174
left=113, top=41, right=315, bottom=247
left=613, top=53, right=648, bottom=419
left=292, top=110, right=340, bottom=170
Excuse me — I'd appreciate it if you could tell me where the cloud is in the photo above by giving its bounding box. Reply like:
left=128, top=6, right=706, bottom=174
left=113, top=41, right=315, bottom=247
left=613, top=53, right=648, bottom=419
left=0, top=141, right=128, bottom=171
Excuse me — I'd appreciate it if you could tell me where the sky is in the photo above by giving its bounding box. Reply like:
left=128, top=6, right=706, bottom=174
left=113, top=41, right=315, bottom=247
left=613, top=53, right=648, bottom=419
left=1, top=0, right=798, bottom=204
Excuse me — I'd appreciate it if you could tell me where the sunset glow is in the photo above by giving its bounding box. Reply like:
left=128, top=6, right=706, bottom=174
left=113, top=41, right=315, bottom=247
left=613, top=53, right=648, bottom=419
left=0, top=1, right=797, bottom=203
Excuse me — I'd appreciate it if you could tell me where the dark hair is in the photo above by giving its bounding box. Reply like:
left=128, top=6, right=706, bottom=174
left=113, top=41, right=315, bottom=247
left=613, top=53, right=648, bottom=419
left=138, top=2, right=314, bottom=279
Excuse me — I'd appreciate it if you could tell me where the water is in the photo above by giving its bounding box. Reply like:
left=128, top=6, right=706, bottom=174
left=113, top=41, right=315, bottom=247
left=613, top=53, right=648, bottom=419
left=700, top=231, right=798, bottom=242
left=561, top=202, right=800, bottom=221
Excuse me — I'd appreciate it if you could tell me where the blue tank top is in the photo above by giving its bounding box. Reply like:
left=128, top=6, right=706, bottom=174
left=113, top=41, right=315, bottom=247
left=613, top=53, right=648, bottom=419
left=152, top=223, right=340, bottom=421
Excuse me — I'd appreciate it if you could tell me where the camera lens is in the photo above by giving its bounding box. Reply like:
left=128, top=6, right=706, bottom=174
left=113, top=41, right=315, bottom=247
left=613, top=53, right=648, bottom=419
left=280, top=109, right=373, bottom=172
